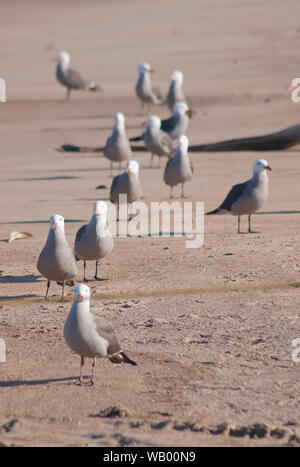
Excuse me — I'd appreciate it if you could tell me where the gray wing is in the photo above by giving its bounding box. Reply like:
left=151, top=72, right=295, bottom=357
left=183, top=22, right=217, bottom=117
left=206, top=181, right=248, bottom=215
left=161, top=114, right=178, bottom=134
left=110, top=174, right=123, bottom=202
left=158, top=130, right=173, bottom=154
left=95, top=316, right=121, bottom=355
left=190, top=159, right=194, bottom=174
left=64, top=68, right=88, bottom=89
left=75, top=224, right=87, bottom=244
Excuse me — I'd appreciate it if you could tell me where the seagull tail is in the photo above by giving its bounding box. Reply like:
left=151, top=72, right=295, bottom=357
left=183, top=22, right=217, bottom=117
left=89, top=83, right=103, bottom=92
left=109, top=351, right=137, bottom=366
left=129, top=135, right=143, bottom=142
left=206, top=208, right=221, bottom=215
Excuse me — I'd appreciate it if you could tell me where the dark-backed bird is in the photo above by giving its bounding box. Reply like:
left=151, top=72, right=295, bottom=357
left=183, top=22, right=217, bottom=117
left=74, top=201, right=113, bottom=282
left=135, top=63, right=162, bottom=114
left=165, top=70, right=186, bottom=111
left=37, top=214, right=77, bottom=301
left=206, top=159, right=272, bottom=233
left=163, top=135, right=193, bottom=198
left=130, top=101, right=195, bottom=143
left=64, top=284, right=137, bottom=385
left=103, top=112, right=132, bottom=176
left=143, top=115, right=173, bottom=167
left=54, top=51, right=102, bottom=101
left=110, top=160, right=142, bottom=220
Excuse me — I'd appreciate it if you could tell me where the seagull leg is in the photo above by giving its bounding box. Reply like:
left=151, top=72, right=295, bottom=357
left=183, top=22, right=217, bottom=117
left=78, top=356, right=84, bottom=385
left=248, top=214, right=254, bottom=233
left=90, top=357, right=96, bottom=385
left=60, top=281, right=65, bottom=302
left=65, top=88, right=71, bottom=101
left=150, top=153, right=153, bottom=167
left=94, top=260, right=105, bottom=281
left=110, top=161, right=113, bottom=177
left=83, top=261, right=88, bottom=282
left=119, top=162, right=121, bottom=174
left=157, top=157, right=161, bottom=168
left=170, top=186, right=173, bottom=199
left=237, top=215, right=241, bottom=234
left=45, top=280, right=51, bottom=299
left=181, top=183, right=185, bottom=198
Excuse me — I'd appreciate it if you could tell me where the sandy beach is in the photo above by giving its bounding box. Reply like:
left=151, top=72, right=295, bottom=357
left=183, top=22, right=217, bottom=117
left=0, top=0, right=300, bottom=447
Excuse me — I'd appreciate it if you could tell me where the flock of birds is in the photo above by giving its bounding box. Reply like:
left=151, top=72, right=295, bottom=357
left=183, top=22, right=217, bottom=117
left=33, top=52, right=272, bottom=384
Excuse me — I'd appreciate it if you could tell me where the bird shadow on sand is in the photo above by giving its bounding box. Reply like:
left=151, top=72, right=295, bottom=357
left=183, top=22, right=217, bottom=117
left=0, top=274, right=42, bottom=284
left=255, top=210, right=300, bottom=215
left=0, top=376, right=84, bottom=388
left=0, top=294, right=38, bottom=302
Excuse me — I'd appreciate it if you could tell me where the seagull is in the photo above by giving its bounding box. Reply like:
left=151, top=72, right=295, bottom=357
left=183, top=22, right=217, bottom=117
left=37, top=214, right=77, bottom=301
left=143, top=116, right=173, bottom=167
left=54, top=51, right=102, bottom=101
left=64, top=284, right=137, bottom=385
left=74, top=201, right=113, bottom=282
left=165, top=70, right=186, bottom=111
left=130, top=102, right=195, bottom=143
left=110, top=160, right=142, bottom=220
left=135, top=63, right=162, bottom=114
left=206, top=159, right=272, bottom=233
left=103, top=112, right=132, bottom=176
left=163, top=135, right=193, bottom=198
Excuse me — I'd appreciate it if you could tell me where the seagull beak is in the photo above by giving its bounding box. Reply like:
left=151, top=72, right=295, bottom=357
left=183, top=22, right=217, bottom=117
left=141, top=121, right=147, bottom=127
left=126, top=167, right=130, bottom=173
left=186, top=108, right=196, bottom=118
left=52, top=57, right=58, bottom=62
left=266, top=165, right=272, bottom=171
left=150, top=68, right=155, bottom=73
left=52, top=222, right=57, bottom=229
left=77, top=294, right=83, bottom=302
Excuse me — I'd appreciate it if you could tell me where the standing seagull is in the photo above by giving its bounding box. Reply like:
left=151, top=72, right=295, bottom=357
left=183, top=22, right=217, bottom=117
left=37, top=214, right=77, bottom=301
left=54, top=51, right=102, bottom=101
left=165, top=70, right=186, bottom=111
left=206, top=159, right=272, bottom=233
left=74, top=201, right=113, bottom=282
left=110, top=160, right=142, bottom=220
left=144, top=116, right=173, bottom=167
left=103, top=112, right=132, bottom=176
left=135, top=63, right=162, bottom=114
left=130, top=102, right=195, bottom=143
left=64, top=284, right=137, bottom=386
left=164, top=135, right=193, bottom=198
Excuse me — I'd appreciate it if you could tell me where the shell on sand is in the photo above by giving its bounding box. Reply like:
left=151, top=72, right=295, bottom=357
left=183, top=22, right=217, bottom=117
left=8, top=231, right=33, bottom=243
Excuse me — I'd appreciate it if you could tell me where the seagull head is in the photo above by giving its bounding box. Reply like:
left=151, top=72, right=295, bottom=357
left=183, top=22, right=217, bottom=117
left=114, top=112, right=125, bottom=128
left=172, top=102, right=195, bottom=118
left=146, top=115, right=161, bottom=131
left=50, top=214, right=65, bottom=231
left=55, top=51, right=70, bottom=67
left=138, top=63, right=153, bottom=74
left=253, top=159, right=272, bottom=174
left=169, top=70, right=184, bottom=84
left=93, top=201, right=108, bottom=217
left=126, top=160, right=139, bottom=175
left=74, top=283, right=90, bottom=303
